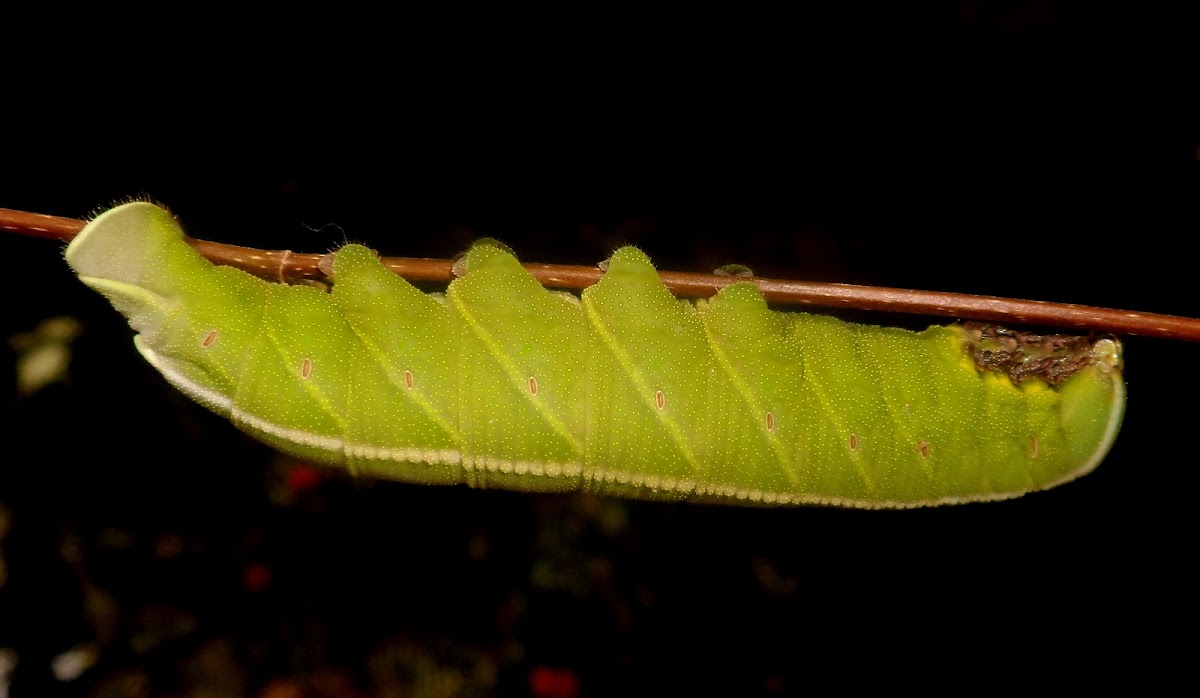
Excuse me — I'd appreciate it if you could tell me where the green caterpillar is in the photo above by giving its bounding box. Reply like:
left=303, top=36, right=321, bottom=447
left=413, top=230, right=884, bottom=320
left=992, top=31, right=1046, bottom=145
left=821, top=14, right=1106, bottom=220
left=65, top=202, right=1125, bottom=508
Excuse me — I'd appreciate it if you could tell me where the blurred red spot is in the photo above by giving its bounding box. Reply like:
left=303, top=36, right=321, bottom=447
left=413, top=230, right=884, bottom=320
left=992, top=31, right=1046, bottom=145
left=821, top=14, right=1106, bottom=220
left=288, top=465, right=323, bottom=493
left=244, top=562, right=271, bottom=592
left=529, top=666, right=579, bottom=698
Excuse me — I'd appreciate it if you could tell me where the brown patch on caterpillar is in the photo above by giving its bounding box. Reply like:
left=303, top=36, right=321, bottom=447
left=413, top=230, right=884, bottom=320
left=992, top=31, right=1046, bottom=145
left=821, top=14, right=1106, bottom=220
left=917, top=441, right=931, bottom=458
left=655, top=390, right=666, bottom=410
left=765, top=411, right=775, bottom=432
left=848, top=433, right=859, bottom=451
left=528, top=376, right=539, bottom=396
left=300, top=358, right=313, bottom=380
left=200, top=329, right=218, bottom=348
left=403, top=370, right=415, bottom=390
left=962, top=323, right=1117, bottom=386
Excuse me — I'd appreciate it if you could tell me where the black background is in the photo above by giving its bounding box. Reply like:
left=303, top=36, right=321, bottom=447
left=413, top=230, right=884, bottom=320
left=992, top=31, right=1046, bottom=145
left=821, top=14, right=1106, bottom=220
left=3, top=5, right=1197, bottom=696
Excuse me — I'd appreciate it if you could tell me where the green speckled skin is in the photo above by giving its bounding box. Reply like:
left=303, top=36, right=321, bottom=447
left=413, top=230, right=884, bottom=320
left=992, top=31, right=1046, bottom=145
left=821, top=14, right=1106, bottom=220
left=66, top=202, right=1126, bottom=508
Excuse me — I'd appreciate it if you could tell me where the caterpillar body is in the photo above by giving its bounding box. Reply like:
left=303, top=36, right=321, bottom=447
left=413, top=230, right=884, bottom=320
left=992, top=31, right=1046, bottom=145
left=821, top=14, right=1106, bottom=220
left=65, top=202, right=1125, bottom=508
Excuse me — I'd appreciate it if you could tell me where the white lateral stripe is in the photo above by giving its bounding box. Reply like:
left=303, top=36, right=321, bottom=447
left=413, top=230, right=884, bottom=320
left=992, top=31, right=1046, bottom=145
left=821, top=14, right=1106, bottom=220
left=236, top=408, right=344, bottom=453
left=139, top=345, right=233, bottom=413
left=142, top=347, right=1095, bottom=510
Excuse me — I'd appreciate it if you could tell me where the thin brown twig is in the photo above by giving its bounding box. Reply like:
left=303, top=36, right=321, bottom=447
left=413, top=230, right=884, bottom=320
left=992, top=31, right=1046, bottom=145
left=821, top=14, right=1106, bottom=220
left=4, top=206, right=1199, bottom=342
